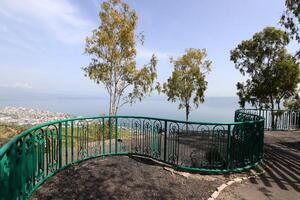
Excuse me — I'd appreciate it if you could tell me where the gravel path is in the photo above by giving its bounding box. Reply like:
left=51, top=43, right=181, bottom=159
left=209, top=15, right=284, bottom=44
left=31, top=156, right=224, bottom=200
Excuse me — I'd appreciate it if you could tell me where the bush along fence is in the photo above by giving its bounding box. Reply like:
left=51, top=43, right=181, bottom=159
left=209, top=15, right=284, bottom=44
left=0, top=109, right=264, bottom=199
left=239, top=109, right=300, bottom=130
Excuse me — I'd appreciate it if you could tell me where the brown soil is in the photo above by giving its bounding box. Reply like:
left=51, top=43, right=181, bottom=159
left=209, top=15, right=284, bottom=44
left=30, top=131, right=300, bottom=200
left=31, top=156, right=224, bottom=200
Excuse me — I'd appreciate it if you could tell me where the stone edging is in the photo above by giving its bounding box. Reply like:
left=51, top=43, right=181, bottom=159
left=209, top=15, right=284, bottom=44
left=207, top=167, right=266, bottom=200
left=162, top=165, right=266, bottom=200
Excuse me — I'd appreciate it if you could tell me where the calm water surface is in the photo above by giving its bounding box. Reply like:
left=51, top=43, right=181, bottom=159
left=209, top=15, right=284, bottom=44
left=0, top=92, right=239, bottom=123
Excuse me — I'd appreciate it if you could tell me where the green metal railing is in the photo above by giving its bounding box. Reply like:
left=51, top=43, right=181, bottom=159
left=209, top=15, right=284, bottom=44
left=0, top=109, right=264, bottom=200
left=240, top=109, right=300, bottom=130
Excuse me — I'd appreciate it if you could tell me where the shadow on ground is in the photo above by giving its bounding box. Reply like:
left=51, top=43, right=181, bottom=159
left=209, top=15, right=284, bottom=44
left=218, top=131, right=300, bottom=200
left=252, top=133, right=300, bottom=197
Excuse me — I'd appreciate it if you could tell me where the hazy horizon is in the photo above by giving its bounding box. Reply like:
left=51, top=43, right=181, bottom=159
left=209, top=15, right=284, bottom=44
left=0, top=0, right=294, bottom=123
left=0, top=88, right=240, bottom=122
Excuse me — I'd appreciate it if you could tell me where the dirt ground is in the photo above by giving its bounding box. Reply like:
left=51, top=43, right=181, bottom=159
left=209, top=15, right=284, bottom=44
left=218, top=131, right=300, bottom=200
left=31, top=156, right=224, bottom=200
left=31, top=131, right=300, bottom=200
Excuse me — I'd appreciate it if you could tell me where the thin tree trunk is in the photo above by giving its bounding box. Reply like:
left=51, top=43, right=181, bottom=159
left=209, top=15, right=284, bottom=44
left=270, top=97, right=275, bottom=129
left=109, top=92, right=113, bottom=116
left=275, top=101, right=282, bottom=129
left=185, top=103, right=190, bottom=134
left=185, top=104, right=189, bottom=122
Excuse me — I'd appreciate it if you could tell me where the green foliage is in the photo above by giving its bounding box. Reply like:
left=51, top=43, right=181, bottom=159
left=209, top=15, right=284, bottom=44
left=280, top=0, right=300, bottom=57
left=162, top=48, right=212, bottom=121
left=84, top=0, right=158, bottom=115
left=0, top=124, right=30, bottom=147
left=231, top=27, right=300, bottom=110
left=284, top=93, right=300, bottom=110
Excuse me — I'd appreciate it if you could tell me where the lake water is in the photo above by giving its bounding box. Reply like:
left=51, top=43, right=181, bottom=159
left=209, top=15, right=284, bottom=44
left=0, top=92, right=240, bottom=123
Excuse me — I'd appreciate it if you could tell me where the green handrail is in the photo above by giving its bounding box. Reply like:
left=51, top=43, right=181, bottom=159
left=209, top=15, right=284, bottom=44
left=238, top=109, right=300, bottom=130
left=0, top=109, right=265, bottom=200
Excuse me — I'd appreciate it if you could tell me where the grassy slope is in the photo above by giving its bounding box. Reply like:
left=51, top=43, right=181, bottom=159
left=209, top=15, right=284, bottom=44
left=0, top=123, right=131, bottom=148
left=0, top=124, right=31, bottom=147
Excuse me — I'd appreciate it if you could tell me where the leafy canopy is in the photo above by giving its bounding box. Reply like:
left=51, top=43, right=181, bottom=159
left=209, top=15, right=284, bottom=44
left=280, top=0, right=300, bottom=56
left=284, top=92, right=300, bottom=110
left=163, top=48, right=212, bottom=121
left=84, top=0, right=158, bottom=115
left=231, top=27, right=300, bottom=109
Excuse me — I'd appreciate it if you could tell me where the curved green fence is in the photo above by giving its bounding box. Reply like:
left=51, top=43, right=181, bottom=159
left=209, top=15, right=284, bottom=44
left=239, top=109, right=300, bottom=130
left=0, top=109, right=264, bottom=200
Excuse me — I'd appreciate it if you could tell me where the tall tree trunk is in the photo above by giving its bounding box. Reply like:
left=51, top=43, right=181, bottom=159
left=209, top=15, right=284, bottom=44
left=109, top=92, right=113, bottom=116
left=275, top=101, right=282, bottom=129
left=185, top=104, right=189, bottom=122
left=185, top=103, right=190, bottom=134
left=270, top=97, right=275, bottom=129
left=277, top=101, right=281, bottom=110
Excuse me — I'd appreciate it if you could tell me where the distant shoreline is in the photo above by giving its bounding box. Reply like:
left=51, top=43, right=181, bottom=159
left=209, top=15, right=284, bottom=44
left=0, top=106, right=75, bottom=125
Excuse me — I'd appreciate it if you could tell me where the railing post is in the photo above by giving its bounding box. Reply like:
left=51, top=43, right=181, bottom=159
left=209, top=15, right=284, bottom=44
left=261, top=120, right=264, bottom=158
left=265, top=110, right=269, bottom=130
left=86, top=122, right=89, bottom=156
left=102, top=118, right=105, bottom=155
left=109, top=117, right=112, bottom=154
left=115, top=118, right=118, bottom=153
left=163, top=120, right=167, bottom=162
left=65, top=121, right=68, bottom=165
left=58, top=122, right=62, bottom=168
left=71, top=121, right=74, bottom=163
left=226, top=125, right=231, bottom=169
left=298, top=111, right=300, bottom=129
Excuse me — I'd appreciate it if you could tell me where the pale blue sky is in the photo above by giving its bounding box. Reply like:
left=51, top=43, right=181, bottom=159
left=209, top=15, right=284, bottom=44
left=0, top=0, right=294, bottom=98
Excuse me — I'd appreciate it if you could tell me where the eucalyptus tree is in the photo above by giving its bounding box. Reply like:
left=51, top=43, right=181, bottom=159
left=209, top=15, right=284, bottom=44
left=273, top=54, right=300, bottom=109
left=281, top=0, right=300, bottom=57
left=84, top=0, right=158, bottom=116
left=284, top=92, right=300, bottom=110
left=162, top=48, right=212, bottom=122
left=231, top=27, right=300, bottom=127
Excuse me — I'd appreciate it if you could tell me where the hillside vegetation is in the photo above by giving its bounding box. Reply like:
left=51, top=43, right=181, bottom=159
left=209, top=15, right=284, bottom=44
left=0, top=124, right=30, bottom=147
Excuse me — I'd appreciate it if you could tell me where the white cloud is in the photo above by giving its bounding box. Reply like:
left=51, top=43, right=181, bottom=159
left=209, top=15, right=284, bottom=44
left=0, top=0, right=95, bottom=45
left=0, top=82, right=34, bottom=89
left=0, top=25, right=38, bottom=51
left=12, top=82, right=33, bottom=89
left=137, top=47, right=173, bottom=61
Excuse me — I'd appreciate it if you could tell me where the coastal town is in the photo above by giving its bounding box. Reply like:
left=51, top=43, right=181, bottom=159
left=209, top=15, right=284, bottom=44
left=0, top=106, right=73, bottom=125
